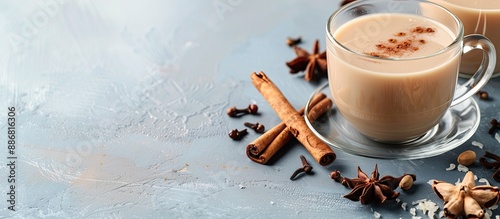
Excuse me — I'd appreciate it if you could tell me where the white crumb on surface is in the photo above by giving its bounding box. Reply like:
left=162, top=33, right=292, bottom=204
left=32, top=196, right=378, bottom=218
left=479, top=178, right=491, bottom=186
left=402, top=202, right=407, bottom=211
left=412, top=199, right=427, bottom=205
left=410, top=207, right=416, bottom=216
left=496, top=133, right=500, bottom=143
left=457, top=164, right=468, bottom=172
left=445, top=163, right=456, bottom=171
left=438, top=210, right=444, bottom=218
left=373, top=211, right=381, bottom=218
left=472, top=141, right=484, bottom=149
left=413, top=199, right=439, bottom=219
left=486, top=208, right=492, bottom=219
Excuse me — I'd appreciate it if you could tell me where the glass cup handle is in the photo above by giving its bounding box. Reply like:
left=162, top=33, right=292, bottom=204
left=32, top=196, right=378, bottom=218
left=451, top=34, right=496, bottom=106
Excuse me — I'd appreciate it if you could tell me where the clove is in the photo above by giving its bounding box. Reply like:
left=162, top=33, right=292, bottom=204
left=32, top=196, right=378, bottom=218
left=244, top=122, right=265, bottom=133
left=227, top=104, right=259, bottom=117
left=228, top=129, right=248, bottom=140
left=489, top=119, right=500, bottom=135
left=330, top=170, right=343, bottom=182
left=479, top=151, right=500, bottom=182
left=290, top=155, right=313, bottom=180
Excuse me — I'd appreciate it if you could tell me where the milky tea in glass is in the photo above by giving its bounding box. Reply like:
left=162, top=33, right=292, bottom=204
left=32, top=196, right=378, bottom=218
left=326, top=0, right=495, bottom=142
left=429, top=0, right=500, bottom=76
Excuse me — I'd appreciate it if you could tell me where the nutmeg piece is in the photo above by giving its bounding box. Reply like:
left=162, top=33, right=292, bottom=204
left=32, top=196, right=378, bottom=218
left=458, top=150, right=476, bottom=166
left=399, top=175, right=414, bottom=191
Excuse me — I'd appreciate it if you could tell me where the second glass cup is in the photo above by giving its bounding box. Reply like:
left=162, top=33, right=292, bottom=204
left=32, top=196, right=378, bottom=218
left=429, top=0, right=500, bottom=77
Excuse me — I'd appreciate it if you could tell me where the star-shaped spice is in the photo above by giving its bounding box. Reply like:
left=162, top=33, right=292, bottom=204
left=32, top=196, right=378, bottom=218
left=432, top=171, right=500, bottom=219
left=285, top=39, right=327, bottom=81
left=330, top=164, right=416, bottom=204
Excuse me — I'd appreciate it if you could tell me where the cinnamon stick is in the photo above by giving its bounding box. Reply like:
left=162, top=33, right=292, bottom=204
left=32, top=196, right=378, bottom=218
left=247, top=93, right=325, bottom=156
left=247, top=96, right=333, bottom=164
left=246, top=93, right=328, bottom=164
left=250, top=71, right=336, bottom=166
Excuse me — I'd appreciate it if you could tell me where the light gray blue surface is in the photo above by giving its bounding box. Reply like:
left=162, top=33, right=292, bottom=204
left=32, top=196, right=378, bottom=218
left=1, top=1, right=500, bottom=218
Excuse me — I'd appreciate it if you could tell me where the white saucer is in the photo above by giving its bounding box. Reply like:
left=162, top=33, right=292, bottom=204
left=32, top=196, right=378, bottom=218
left=304, top=83, right=480, bottom=159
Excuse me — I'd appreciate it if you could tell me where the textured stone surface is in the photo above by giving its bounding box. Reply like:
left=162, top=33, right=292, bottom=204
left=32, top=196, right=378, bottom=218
left=0, top=1, right=499, bottom=218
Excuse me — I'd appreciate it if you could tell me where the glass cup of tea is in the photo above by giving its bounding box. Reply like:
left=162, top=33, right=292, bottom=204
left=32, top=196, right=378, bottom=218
left=326, top=0, right=495, bottom=143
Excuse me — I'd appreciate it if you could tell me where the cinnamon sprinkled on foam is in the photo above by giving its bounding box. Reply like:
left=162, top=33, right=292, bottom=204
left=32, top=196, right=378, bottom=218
left=365, top=26, right=436, bottom=58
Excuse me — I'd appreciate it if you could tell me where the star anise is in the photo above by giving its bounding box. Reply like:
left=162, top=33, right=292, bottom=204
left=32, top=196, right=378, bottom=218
left=432, top=171, right=500, bottom=219
left=285, top=39, right=327, bottom=81
left=330, top=164, right=416, bottom=204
